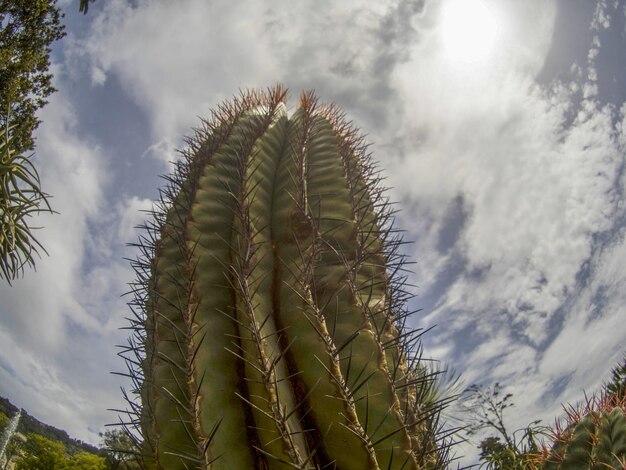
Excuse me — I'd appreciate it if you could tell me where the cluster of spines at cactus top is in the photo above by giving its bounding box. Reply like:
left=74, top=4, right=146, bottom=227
left=531, top=391, right=626, bottom=469
left=119, top=85, right=454, bottom=469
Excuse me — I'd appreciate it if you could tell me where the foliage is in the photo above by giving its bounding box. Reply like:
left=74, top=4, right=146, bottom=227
left=0, top=0, right=64, bottom=282
left=461, top=383, right=541, bottom=469
left=605, top=353, right=626, bottom=398
left=0, top=412, right=8, bottom=430
left=14, top=433, right=67, bottom=469
left=477, top=436, right=534, bottom=470
left=17, top=412, right=97, bottom=456
left=13, top=433, right=107, bottom=470
left=0, top=0, right=65, bottom=153
left=99, top=429, right=141, bottom=469
left=62, top=451, right=107, bottom=469
left=0, top=125, right=51, bottom=282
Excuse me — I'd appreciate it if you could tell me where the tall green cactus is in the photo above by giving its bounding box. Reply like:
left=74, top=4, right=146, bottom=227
left=122, top=86, right=452, bottom=469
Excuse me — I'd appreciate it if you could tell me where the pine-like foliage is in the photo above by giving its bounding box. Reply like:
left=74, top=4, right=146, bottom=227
left=119, top=86, right=455, bottom=469
left=606, top=354, right=626, bottom=399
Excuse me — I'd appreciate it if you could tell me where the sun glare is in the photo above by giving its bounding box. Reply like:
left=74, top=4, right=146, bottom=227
left=441, top=0, right=500, bottom=66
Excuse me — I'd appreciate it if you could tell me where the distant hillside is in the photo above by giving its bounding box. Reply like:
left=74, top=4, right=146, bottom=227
left=0, top=395, right=100, bottom=455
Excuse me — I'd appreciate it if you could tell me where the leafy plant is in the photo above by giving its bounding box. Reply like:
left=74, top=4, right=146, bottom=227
left=63, top=451, right=108, bottom=469
left=461, top=383, right=541, bottom=469
left=13, top=433, right=108, bottom=470
left=0, top=412, right=8, bottom=430
left=120, top=86, right=455, bottom=469
left=0, top=124, right=52, bottom=282
left=99, top=429, right=141, bottom=469
left=0, top=0, right=65, bottom=154
left=0, top=0, right=65, bottom=282
left=14, top=433, right=66, bottom=469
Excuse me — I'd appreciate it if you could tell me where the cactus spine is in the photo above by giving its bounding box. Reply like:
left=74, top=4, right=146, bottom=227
left=535, top=393, right=626, bottom=469
left=122, top=86, right=450, bottom=469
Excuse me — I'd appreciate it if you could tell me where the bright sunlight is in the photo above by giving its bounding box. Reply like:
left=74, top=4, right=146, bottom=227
left=441, top=0, right=501, bottom=65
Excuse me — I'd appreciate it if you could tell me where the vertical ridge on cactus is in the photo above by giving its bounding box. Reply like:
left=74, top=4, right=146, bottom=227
left=534, top=392, right=626, bottom=469
left=120, top=86, right=453, bottom=469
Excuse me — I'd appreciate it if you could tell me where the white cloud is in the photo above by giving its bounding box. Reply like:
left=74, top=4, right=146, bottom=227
left=78, top=0, right=433, bottom=151
left=115, top=196, right=154, bottom=243
left=392, top=0, right=620, bottom=338
left=387, top=0, right=626, bottom=463
left=80, top=0, right=282, bottom=149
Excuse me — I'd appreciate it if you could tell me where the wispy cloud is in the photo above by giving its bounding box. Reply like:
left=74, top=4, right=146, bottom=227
left=390, top=0, right=626, bottom=460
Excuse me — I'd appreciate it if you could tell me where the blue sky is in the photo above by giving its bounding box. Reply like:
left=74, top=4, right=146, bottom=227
left=1, top=0, right=625, bottom=465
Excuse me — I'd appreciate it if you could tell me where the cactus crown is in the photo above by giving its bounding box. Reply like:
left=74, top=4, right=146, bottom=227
left=119, top=86, right=455, bottom=469
left=533, top=392, right=626, bottom=469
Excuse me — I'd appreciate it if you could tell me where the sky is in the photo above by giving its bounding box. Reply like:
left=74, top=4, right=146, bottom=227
left=1, top=0, right=625, bottom=466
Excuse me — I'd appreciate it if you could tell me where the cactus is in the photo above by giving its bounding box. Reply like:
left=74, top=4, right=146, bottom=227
left=120, top=86, right=453, bottom=469
left=533, top=392, right=626, bottom=469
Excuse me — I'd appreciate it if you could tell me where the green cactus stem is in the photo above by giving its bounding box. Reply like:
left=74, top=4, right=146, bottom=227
left=536, top=392, right=626, bottom=469
left=120, top=86, right=453, bottom=469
